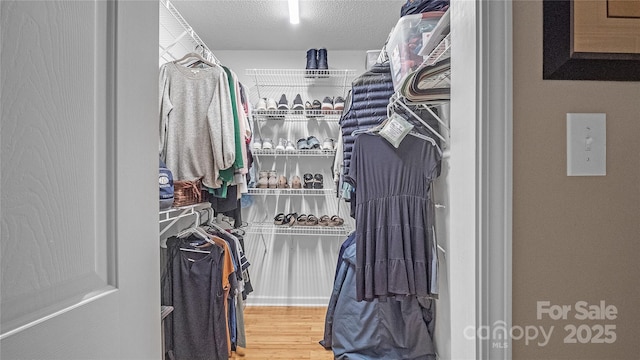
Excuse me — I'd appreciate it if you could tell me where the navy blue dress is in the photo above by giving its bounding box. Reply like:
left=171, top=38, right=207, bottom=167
left=346, top=133, right=440, bottom=301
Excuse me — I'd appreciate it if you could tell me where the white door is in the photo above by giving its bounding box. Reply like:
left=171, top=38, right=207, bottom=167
left=1, top=1, right=161, bottom=358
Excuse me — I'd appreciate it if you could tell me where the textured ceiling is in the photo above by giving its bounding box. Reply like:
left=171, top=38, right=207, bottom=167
left=171, top=0, right=406, bottom=51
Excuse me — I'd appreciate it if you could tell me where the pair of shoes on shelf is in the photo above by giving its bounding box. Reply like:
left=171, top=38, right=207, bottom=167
left=274, top=212, right=298, bottom=226
left=274, top=94, right=305, bottom=112
left=305, top=99, right=322, bottom=113
left=257, top=170, right=278, bottom=189
left=306, top=48, right=328, bottom=71
left=256, top=98, right=278, bottom=112
left=295, top=214, right=319, bottom=226
left=303, top=173, right=323, bottom=189
left=275, top=138, right=296, bottom=151
left=321, top=138, right=335, bottom=151
left=321, top=96, right=345, bottom=112
left=297, top=136, right=320, bottom=150
left=254, top=138, right=277, bottom=150
left=318, top=215, right=345, bottom=227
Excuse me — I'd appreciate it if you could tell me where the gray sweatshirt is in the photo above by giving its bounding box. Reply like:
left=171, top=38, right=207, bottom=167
left=159, top=62, right=235, bottom=189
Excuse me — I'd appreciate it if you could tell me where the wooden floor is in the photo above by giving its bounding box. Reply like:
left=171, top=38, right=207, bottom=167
left=231, top=306, right=334, bottom=360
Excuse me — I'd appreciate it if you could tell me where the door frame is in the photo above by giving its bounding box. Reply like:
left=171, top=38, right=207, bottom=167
left=450, top=0, right=513, bottom=359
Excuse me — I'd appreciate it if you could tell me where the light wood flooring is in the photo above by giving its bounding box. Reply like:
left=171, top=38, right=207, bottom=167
left=231, top=306, right=334, bottom=360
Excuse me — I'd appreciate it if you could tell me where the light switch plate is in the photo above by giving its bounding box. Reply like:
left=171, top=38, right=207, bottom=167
left=567, top=113, right=606, bottom=176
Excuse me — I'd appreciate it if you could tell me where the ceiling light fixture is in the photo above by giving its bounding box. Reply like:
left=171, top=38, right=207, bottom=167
left=288, top=0, right=300, bottom=24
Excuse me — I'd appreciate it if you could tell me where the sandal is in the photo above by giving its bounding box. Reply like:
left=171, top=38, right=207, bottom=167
left=306, top=214, right=319, bottom=226
left=303, top=173, right=314, bottom=189
left=285, top=212, right=298, bottom=226
left=318, top=215, right=331, bottom=226
left=329, top=215, right=344, bottom=227
left=313, top=173, right=324, bottom=189
left=291, top=175, right=302, bottom=189
left=274, top=213, right=285, bottom=225
left=296, top=214, right=308, bottom=226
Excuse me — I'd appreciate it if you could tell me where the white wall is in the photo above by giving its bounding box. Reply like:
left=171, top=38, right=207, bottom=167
left=213, top=50, right=365, bottom=306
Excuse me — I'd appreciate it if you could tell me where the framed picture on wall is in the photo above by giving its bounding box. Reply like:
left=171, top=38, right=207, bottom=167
left=543, top=0, right=640, bottom=81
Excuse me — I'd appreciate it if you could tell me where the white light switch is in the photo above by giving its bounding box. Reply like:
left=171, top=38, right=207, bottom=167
left=567, top=113, right=606, bottom=176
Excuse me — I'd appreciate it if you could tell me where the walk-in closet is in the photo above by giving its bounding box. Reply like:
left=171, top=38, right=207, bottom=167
left=1, top=0, right=519, bottom=358
left=158, top=1, right=453, bottom=359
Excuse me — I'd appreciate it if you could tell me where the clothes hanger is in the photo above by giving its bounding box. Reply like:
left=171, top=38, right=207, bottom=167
left=175, top=210, right=217, bottom=248
left=388, top=94, right=448, bottom=144
left=350, top=117, right=388, bottom=137
left=201, top=207, right=241, bottom=244
left=173, top=51, right=216, bottom=68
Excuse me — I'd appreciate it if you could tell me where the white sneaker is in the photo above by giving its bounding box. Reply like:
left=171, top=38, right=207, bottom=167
left=262, top=138, right=273, bottom=150
left=285, top=140, right=296, bottom=152
left=322, top=138, right=335, bottom=150
left=275, top=138, right=286, bottom=151
left=252, top=138, right=263, bottom=150
left=266, top=98, right=278, bottom=112
left=256, top=98, right=267, bottom=111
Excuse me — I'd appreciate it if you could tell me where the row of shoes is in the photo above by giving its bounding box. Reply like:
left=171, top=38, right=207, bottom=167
left=274, top=213, right=345, bottom=227
left=255, top=95, right=345, bottom=113
left=257, top=171, right=324, bottom=189
left=253, top=136, right=335, bottom=151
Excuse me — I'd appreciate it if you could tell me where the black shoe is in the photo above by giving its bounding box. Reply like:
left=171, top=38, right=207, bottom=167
left=317, top=48, right=328, bottom=70
left=277, top=94, right=289, bottom=111
left=306, top=49, right=318, bottom=70
left=303, top=173, right=314, bottom=189
left=292, top=94, right=304, bottom=113
left=313, top=174, right=324, bottom=189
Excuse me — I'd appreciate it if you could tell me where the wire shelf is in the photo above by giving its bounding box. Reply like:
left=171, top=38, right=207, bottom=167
left=246, top=69, right=356, bottom=87
left=159, top=203, right=209, bottom=223
left=424, top=33, right=451, bottom=66
left=246, top=222, right=351, bottom=236
left=159, top=0, right=219, bottom=64
left=159, top=202, right=211, bottom=237
left=248, top=188, right=336, bottom=196
left=251, top=149, right=336, bottom=157
left=253, top=110, right=342, bottom=122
